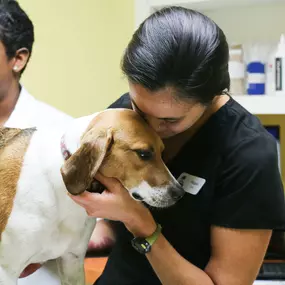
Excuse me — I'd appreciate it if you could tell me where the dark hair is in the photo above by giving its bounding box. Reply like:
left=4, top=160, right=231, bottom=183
left=0, top=0, right=34, bottom=72
left=122, top=6, right=230, bottom=105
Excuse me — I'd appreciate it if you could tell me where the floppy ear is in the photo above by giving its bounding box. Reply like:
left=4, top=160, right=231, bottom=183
left=60, top=128, right=113, bottom=195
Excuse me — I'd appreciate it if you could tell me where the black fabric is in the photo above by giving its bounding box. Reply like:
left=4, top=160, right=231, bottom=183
left=95, top=94, right=285, bottom=285
left=108, top=93, right=132, bottom=110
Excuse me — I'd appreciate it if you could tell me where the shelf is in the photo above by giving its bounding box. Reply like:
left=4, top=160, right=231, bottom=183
left=149, top=0, right=284, bottom=11
left=135, top=0, right=285, bottom=30
left=232, top=95, right=285, bottom=115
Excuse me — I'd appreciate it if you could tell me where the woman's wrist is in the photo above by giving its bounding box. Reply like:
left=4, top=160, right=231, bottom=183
left=125, top=211, right=157, bottom=237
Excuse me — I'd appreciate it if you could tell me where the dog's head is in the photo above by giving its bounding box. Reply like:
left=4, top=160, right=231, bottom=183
left=60, top=109, right=184, bottom=208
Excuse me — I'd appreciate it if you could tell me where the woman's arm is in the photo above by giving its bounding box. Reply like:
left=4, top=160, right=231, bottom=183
left=140, top=226, right=271, bottom=285
left=70, top=174, right=271, bottom=285
left=87, top=219, right=116, bottom=253
left=205, top=226, right=271, bottom=285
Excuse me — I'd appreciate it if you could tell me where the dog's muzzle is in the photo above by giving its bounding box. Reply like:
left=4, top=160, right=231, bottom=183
left=168, top=182, right=185, bottom=202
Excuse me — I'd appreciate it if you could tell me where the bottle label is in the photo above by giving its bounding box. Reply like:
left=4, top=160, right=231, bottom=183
left=247, top=73, right=266, bottom=84
left=276, top=57, right=283, bottom=91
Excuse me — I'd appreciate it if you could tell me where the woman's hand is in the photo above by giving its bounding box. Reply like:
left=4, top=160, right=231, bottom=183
left=68, top=173, right=157, bottom=237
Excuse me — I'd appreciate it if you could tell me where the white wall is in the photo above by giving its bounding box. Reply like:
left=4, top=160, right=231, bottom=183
left=203, top=2, right=285, bottom=44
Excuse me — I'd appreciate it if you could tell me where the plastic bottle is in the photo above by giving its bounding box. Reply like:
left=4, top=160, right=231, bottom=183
left=275, top=34, right=285, bottom=95
left=247, top=61, right=265, bottom=95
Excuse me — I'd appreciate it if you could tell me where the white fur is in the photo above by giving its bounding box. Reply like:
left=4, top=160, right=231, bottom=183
left=0, top=113, right=99, bottom=285
left=130, top=181, right=174, bottom=208
left=63, top=113, right=97, bottom=154
left=129, top=162, right=181, bottom=208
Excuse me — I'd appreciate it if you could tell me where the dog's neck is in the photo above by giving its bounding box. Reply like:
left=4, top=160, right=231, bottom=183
left=60, top=135, right=72, bottom=160
left=36, top=114, right=97, bottom=209
left=39, top=114, right=96, bottom=195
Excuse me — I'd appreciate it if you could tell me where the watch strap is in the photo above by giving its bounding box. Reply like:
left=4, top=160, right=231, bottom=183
left=146, top=223, right=162, bottom=246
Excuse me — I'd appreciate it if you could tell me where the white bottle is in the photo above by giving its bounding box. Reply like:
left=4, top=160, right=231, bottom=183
left=275, top=34, right=285, bottom=95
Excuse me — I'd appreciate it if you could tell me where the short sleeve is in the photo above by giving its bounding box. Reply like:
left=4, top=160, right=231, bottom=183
left=211, top=133, right=285, bottom=229
left=108, top=93, right=132, bottom=109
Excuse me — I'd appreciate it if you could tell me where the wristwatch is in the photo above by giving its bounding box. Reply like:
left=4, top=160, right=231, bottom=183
left=131, top=223, right=162, bottom=254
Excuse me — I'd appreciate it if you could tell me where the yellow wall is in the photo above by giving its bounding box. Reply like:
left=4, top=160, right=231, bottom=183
left=18, top=0, right=134, bottom=117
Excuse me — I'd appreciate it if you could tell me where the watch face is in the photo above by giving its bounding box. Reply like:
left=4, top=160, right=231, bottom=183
left=131, top=237, right=151, bottom=254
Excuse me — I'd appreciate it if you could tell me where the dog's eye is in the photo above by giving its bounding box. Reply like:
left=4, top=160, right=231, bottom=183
left=135, top=150, right=153, bottom=161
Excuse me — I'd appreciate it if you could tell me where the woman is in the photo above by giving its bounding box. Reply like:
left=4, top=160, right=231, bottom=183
left=71, top=7, right=285, bottom=285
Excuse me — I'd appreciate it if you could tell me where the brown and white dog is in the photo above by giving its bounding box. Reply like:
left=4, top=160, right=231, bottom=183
left=0, top=108, right=184, bottom=284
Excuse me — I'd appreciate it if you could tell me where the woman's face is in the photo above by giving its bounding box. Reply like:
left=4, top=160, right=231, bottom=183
left=0, top=42, right=14, bottom=100
left=129, top=83, right=207, bottom=139
left=0, top=42, right=29, bottom=101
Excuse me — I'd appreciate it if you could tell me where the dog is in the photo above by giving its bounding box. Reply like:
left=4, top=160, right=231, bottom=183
left=0, top=108, right=184, bottom=284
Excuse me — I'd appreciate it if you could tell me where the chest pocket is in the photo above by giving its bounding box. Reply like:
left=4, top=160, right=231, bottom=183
left=152, top=157, right=220, bottom=253
left=150, top=181, right=213, bottom=259
left=151, top=134, right=221, bottom=253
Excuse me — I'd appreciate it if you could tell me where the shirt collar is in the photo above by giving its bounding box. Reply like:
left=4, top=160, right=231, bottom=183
left=4, top=86, right=37, bottom=128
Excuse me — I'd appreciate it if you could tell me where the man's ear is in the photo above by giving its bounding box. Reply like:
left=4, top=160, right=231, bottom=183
left=60, top=128, right=113, bottom=195
left=12, top=48, right=30, bottom=75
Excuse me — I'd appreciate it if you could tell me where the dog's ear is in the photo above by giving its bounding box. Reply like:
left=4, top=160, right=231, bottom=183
left=60, top=128, right=113, bottom=195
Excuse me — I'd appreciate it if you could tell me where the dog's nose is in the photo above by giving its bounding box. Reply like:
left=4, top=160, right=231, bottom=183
left=131, top=192, right=144, bottom=201
left=169, top=184, right=185, bottom=201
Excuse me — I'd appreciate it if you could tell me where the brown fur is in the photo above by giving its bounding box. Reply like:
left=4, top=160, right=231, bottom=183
left=61, top=129, right=113, bottom=195
left=61, top=109, right=173, bottom=195
left=0, top=127, right=36, bottom=240
left=89, top=110, right=171, bottom=189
